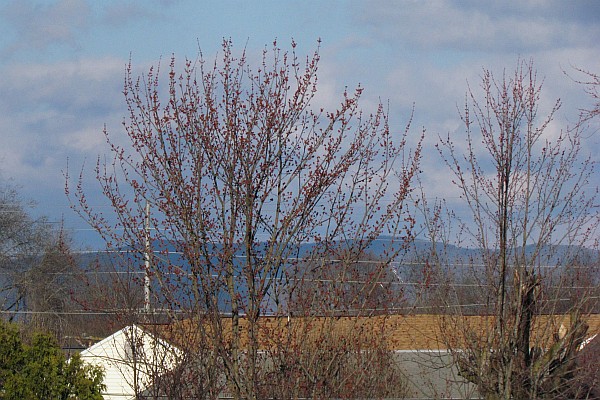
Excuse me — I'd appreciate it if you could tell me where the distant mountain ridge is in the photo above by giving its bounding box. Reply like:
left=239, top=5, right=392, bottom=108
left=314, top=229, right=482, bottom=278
left=77, top=236, right=599, bottom=274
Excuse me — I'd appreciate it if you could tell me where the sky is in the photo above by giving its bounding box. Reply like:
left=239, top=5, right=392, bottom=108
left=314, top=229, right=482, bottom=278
left=0, top=0, right=599, bottom=249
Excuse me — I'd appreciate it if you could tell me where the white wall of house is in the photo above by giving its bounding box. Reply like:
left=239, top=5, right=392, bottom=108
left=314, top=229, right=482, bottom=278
left=79, top=325, right=179, bottom=400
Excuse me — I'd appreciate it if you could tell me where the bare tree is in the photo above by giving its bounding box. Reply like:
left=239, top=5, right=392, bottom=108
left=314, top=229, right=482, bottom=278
left=257, top=315, right=408, bottom=399
left=288, top=250, right=404, bottom=317
left=0, top=179, right=89, bottom=343
left=16, top=235, right=82, bottom=334
left=422, top=60, right=599, bottom=399
left=0, top=181, right=48, bottom=314
left=68, top=39, right=422, bottom=399
left=570, top=66, right=600, bottom=125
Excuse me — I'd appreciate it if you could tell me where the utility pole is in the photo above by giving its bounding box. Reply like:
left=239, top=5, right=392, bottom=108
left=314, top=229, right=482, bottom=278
left=144, top=201, right=151, bottom=314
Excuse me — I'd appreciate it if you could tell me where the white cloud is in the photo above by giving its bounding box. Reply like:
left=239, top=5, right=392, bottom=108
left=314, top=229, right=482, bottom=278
left=2, top=0, right=91, bottom=55
left=0, top=56, right=128, bottom=188
left=100, top=2, right=156, bottom=27
left=357, top=0, right=600, bottom=52
left=61, top=127, right=107, bottom=152
left=0, top=57, right=125, bottom=112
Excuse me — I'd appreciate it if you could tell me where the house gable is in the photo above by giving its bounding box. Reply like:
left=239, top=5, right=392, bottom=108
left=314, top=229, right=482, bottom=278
left=79, top=324, right=179, bottom=400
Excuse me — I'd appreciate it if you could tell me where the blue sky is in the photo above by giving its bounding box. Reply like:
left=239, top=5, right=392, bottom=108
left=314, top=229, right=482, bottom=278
left=0, top=0, right=599, bottom=248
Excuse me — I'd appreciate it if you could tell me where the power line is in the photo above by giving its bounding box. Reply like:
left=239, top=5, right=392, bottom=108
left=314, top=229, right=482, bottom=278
left=4, top=296, right=599, bottom=317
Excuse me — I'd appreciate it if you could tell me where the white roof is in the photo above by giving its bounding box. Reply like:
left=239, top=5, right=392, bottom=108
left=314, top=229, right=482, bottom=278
left=79, top=324, right=180, bottom=400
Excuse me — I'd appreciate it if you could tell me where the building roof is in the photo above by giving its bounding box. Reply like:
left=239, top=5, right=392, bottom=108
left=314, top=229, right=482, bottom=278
left=153, top=313, right=600, bottom=351
left=80, top=314, right=600, bottom=400
left=79, top=324, right=179, bottom=400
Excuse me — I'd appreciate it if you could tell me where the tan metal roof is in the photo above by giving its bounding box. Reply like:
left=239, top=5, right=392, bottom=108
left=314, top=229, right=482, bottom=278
left=152, top=313, right=600, bottom=351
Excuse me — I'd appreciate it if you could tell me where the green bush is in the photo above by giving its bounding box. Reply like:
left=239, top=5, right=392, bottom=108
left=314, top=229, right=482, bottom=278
left=0, top=319, right=105, bottom=399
